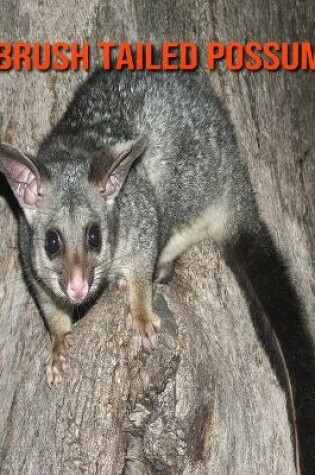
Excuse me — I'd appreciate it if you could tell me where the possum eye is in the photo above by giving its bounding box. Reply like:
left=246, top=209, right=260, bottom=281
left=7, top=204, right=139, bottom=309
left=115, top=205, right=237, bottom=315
left=45, top=230, right=61, bottom=257
left=87, top=224, right=102, bottom=250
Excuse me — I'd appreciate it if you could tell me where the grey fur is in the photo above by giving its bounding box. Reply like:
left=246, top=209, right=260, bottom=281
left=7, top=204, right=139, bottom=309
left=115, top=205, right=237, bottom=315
left=0, top=68, right=313, bottom=472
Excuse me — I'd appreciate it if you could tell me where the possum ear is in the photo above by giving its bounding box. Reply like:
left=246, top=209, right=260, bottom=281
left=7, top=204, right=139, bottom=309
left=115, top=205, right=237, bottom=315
left=0, top=142, right=42, bottom=219
left=95, top=139, right=146, bottom=199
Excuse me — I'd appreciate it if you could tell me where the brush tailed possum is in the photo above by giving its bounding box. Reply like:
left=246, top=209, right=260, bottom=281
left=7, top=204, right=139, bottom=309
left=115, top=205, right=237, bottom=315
left=0, top=68, right=313, bottom=472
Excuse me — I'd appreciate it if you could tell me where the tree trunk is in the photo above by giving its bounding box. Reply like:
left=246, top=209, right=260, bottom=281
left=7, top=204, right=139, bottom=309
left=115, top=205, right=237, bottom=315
left=0, top=1, right=314, bottom=474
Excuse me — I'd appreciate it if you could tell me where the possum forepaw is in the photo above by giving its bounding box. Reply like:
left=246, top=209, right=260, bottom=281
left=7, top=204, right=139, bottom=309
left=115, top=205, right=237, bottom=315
left=127, top=309, right=161, bottom=350
left=46, top=334, right=71, bottom=388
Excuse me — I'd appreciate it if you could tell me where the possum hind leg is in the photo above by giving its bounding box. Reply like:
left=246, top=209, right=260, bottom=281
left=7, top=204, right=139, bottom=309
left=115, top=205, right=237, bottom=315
left=156, top=202, right=229, bottom=275
left=155, top=260, right=176, bottom=284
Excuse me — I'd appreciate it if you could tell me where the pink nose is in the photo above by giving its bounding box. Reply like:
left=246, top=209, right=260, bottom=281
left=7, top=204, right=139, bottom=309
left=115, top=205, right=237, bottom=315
left=67, top=281, right=89, bottom=302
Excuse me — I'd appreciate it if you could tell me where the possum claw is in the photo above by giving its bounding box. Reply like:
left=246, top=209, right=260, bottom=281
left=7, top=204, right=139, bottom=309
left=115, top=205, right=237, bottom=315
left=46, top=335, right=71, bottom=388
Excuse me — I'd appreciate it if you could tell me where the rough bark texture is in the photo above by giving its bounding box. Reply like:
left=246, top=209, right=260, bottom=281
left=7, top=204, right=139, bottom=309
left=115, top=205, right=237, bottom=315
left=0, top=1, right=314, bottom=474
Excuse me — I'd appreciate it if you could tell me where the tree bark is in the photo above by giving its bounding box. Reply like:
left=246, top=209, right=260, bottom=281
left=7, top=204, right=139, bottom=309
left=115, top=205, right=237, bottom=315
left=0, top=1, right=314, bottom=474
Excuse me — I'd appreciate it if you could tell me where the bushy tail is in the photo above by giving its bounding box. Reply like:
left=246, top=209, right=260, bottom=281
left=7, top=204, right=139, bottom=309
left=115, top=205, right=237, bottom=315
left=223, top=218, right=315, bottom=474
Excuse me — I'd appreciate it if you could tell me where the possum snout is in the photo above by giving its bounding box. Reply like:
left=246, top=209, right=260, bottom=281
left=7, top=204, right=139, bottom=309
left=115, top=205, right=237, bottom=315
left=63, top=260, right=90, bottom=304
left=67, top=267, right=89, bottom=302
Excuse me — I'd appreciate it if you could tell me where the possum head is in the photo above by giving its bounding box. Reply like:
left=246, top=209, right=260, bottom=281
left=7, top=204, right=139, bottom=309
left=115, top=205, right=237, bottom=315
left=0, top=140, right=146, bottom=305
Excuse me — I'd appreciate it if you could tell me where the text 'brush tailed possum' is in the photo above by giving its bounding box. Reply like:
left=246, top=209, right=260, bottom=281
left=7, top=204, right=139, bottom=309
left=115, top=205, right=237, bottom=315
left=0, top=68, right=314, bottom=472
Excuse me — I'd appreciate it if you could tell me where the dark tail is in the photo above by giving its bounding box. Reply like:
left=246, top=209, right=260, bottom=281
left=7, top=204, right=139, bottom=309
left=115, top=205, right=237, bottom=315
left=223, top=218, right=315, bottom=474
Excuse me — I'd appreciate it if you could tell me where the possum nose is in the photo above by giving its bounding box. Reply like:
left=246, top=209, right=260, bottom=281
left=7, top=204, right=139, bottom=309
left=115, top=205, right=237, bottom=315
left=67, top=280, right=89, bottom=302
left=66, top=263, right=89, bottom=303
left=66, top=265, right=89, bottom=302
